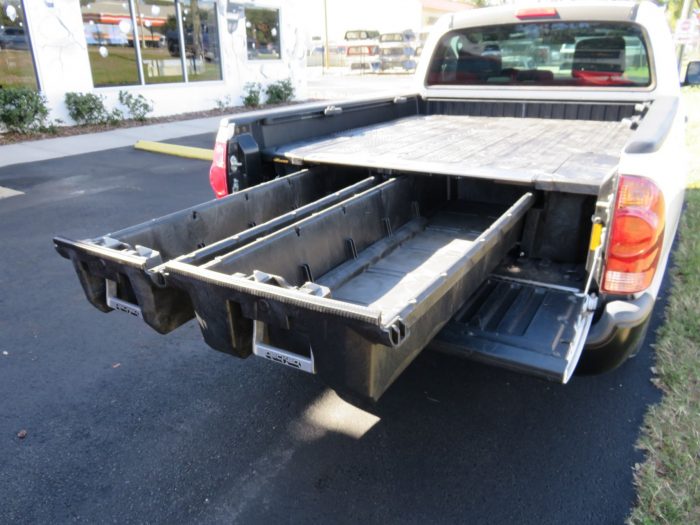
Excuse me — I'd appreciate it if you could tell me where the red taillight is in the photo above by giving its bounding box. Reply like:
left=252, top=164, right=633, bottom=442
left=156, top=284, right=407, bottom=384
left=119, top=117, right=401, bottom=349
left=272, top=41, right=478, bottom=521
left=209, top=122, right=233, bottom=198
left=602, top=176, right=665, bottom=294
left=516, top=7, right=558, bottom=19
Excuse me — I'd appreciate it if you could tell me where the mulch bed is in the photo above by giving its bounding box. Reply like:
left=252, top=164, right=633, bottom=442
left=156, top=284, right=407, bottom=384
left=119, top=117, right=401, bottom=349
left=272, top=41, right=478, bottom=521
left=0, top=102, right=303, bottom=146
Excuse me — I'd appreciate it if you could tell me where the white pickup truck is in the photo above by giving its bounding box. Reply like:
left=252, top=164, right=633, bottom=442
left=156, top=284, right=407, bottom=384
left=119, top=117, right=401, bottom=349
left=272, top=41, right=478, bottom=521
left=55, top=1, right=698, bottom=402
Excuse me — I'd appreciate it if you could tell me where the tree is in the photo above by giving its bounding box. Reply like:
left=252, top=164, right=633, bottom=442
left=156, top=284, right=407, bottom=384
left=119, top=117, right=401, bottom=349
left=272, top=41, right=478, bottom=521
left=663, top=0, right=700, bottom=30
left=192, top=0, right=203, bottom=64
left=663, top=0, right=684, bottom=29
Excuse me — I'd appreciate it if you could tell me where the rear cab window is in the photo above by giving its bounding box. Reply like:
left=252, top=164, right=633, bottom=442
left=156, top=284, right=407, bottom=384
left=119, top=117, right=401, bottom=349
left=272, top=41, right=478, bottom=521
left=426, top=22, right=651, bottom=88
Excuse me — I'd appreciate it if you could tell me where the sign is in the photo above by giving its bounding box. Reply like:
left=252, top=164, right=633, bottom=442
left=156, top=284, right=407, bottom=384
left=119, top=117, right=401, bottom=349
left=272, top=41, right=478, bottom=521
left=675, top=17, right=699, bottom=44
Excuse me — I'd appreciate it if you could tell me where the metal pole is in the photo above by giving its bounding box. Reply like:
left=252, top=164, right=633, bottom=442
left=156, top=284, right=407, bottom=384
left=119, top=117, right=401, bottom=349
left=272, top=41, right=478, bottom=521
left=128, top=0, right=145, bottom=84
left=323, top=0, right=330, bottom=72
left=176, top=0, right=189, bottom=82
left=677, top=0, right=693, bottom=72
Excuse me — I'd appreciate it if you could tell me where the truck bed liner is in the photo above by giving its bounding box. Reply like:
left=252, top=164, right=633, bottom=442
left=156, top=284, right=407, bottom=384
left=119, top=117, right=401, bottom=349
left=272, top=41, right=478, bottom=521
left=274, top=115, right=634, bottom=195
left=325, top=210, right=499, bottom=321
left=432, top=276, right=594, bottom=383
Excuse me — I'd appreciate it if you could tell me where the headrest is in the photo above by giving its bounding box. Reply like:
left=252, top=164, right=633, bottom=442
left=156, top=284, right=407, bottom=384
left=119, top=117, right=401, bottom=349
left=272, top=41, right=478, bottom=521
left=457, top=51, right=502, bottom=79
left=572, top=37, right=626, bottom=74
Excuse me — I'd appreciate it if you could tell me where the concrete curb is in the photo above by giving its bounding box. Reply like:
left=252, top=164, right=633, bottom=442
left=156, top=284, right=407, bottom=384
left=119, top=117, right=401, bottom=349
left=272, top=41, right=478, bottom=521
left=134, top=141, right=213, bottom=161
left=0, top=116, right=222, bottom=169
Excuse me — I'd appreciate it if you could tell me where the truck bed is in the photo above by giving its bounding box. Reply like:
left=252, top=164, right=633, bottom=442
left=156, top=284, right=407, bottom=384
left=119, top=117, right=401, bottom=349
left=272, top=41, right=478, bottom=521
left=55, top=97, right=632, bottom=402
left=275, top=114, right=634, bottom=195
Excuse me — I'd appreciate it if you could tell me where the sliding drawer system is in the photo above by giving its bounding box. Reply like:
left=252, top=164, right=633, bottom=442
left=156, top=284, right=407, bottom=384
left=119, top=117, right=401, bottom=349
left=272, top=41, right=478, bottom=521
left=53, top=169, right=376, bottom=334
left=164, top=179, right=534, bottom=401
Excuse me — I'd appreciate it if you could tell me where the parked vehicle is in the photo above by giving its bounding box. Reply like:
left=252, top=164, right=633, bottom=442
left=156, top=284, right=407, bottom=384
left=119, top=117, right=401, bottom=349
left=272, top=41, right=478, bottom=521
left=341, top=29, right=380, bottom=71
left=344, top=29, right=379, bottom=41
left=56, top=2, right=696, bottom=403
left=559, top=41, right=575, bottom=67
left=166, top=24, right=218, bottom=61
left=378, top=31, right=417, bottom=72
left=686, top=61, right=700, bottom=85
left=0, top=27, right=28, bottom=50
left=346, top=43, right=379, bottom=71
left=415, top=31, right=431, bottom=57
left=501, top=55, right=536, bottom=70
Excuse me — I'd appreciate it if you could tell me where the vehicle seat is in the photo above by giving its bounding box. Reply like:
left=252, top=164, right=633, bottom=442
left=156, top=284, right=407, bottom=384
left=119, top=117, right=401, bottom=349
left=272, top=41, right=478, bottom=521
left=516, top=69, right=554, bottom=83
left=456, top=50, right=502, bottom=81
left=572, top=37, right=627, bottom=85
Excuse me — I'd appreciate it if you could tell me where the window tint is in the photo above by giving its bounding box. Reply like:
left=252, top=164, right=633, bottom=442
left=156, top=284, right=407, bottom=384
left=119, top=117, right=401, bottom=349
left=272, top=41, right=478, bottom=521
left=427, top=22, right=651, bottom=88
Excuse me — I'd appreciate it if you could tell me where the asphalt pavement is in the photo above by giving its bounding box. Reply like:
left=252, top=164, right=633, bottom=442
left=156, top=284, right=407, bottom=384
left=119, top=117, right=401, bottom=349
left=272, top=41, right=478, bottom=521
left=0, top=137, right=664, bottom=524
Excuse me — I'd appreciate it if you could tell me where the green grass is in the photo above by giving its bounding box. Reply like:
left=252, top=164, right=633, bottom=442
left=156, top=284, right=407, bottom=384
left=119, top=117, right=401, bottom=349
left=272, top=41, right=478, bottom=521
left=0, top=49, right=38, bottom=88
left=685, top=88, right=700, bottom=187
left=628, top=89, right=700, bottom=524
left=88, top=47, right=140, bottom=86
left=88, top=46, right=220, bottom=86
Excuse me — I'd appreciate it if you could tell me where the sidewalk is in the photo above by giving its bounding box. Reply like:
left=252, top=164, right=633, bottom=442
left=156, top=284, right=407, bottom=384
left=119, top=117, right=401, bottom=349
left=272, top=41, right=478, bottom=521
left=0, top=116, right=223, bottom=169
left=0, top=74, right=417, bottom=170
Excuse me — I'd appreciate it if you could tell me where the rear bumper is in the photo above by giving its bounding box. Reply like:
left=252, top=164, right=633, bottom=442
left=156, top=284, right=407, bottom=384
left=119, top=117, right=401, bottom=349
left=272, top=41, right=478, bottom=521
left=586, top=292, right=655, bottom=346
left=579, top=292, right=655, bottom=373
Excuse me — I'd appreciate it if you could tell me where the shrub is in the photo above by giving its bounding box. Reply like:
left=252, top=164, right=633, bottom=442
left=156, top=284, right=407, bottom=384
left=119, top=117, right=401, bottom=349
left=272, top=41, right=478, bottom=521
left=242, top=82, right=262, bottom=108
left=265, top=79, right=295, bottom=104
left=64, top=92, right=117, bottom=125
left=0, top=87, right=49, bottom=133
left=216, top=95, right=233, bottom=111
left=118, top=90, right=153, bottom=121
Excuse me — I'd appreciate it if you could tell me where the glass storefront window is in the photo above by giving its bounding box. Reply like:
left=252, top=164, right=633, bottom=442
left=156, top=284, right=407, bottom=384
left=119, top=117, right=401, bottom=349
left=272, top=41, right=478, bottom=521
left=137, top=0, right=183, bottom=84
left=245, top=7, right=280, bottom=60
left=81, top=0, right=220, bottom=87
left=0, top=0, right=37, bottom=88
left=180, top=0, right=221, bottom=81
left=81, top=0, right=140, bottom=86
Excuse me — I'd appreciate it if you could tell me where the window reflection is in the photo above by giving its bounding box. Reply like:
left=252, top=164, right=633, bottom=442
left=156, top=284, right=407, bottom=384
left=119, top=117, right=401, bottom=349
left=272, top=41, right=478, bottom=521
left=81, top=0, right=219, bottom=86
left=0, top=0, right=37, bottom=88
left=179, top=0, right=221, bottom=81
left=246, top=8, right=280, bottom=60
left=81, top=0, right=140, bottom=86
left=137, top=0, right=183, bottom=84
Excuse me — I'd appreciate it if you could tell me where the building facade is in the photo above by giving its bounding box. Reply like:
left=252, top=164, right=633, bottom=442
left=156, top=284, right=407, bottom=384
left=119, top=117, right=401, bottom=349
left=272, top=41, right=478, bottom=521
left=0, top=0, right=307, bottom=122
left=301, top=0, right=473, bottom=44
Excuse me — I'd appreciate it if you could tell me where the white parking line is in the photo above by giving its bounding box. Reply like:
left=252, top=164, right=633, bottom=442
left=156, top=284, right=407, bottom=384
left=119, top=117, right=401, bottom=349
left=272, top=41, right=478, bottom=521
left=0, top=186, right=24, bottom=200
